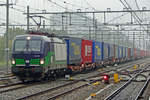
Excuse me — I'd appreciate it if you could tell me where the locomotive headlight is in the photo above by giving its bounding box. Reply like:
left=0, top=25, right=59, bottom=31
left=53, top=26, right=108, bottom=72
left=12, top=59, right=15, bottom=65
left=40, top=59, right=44, bottom=65
left=27, top=36, right=31, bottom=40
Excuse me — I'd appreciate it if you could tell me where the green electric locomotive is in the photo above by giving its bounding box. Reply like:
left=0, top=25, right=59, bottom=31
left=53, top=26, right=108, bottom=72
left=11, top=32, right=68, bottom=82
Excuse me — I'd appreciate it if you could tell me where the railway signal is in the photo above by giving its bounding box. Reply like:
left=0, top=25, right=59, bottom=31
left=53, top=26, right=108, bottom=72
left=103, top=74, right=110, bottom=84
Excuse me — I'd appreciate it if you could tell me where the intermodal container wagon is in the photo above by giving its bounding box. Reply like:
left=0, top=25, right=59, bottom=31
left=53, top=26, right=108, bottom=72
left=114, top=45, right=118, bottom=60
left=123, top=47, right=126, bottom=58
left=125, top=47, right=127, bottom=58
left=131, top=48, right=134, bottom=59
left=137, top=49, right=141, bottom=58
left=118, top=46, right=123, bottom=59
left=103, top=42, right=109, bottom=61
left=134, top=48, right=137, bottom=59
left=127, top=48, right=131, bottom=59
left=81, top=39, right=93, bottom=64
left=140, top=50, right=145, bottom=57
left=92, top=41, right=103, bottom=63
left=65, top=38, right=82, bottom=65
left=109, top=44, right=115, bottom=61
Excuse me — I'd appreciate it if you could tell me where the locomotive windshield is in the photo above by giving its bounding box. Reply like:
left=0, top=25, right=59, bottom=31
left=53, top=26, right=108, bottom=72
left=14, top=39, right=41, bottom=52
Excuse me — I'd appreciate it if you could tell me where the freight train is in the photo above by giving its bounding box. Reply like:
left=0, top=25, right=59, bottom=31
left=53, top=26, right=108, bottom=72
left=11, top=31, right=150, bottom=82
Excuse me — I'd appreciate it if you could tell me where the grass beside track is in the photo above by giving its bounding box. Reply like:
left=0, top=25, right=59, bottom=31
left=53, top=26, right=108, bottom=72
left=0, top=61, right=11, bottom=71
left=0, top=61, right=5, bottom=67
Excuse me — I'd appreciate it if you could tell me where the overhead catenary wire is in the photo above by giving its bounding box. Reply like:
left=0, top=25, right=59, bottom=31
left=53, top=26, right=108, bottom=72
left=106, top=12, right=129, bottom=23
left=84, top=0, right=96, bottom=11
left=48, top=0, right=136, bottom=28
left=135, top=0, right=140, bottom=10
left=47, top=0, right=71, bottom=11
left=58, top=0, right=86, bottom=10
left=119, top=0, right=147, bottom=33
left=123, top=0, right=142, bottom=22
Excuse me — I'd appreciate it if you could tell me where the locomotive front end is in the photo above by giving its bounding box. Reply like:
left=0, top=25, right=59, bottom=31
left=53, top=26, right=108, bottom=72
left=11, top=35, right=45, bottom=81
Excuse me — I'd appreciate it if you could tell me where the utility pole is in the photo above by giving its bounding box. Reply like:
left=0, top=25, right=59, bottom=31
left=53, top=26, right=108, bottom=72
left=43, top=20, right=45, bottom=29
left=89, top=26, right=91, bottom=40
left=0, top=1, right=13, bottom=73
left=27, top=6, right=29, bottom=34
left=133, top=32, right=135, bottom=58
left=62, top=13, right=64, bottom=31
left=6, top=0, right=9, bottom=73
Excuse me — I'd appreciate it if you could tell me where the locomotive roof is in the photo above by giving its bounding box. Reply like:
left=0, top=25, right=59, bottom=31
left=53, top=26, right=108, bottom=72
left=14, top=35, right=65, bottom=43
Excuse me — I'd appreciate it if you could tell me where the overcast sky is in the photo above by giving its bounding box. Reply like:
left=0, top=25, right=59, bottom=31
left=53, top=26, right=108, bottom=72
left=0, top=0, right=149, bottom=34
left=15, top=0, right=150, bottom=11
left=0, top=0, right=149, bottom=23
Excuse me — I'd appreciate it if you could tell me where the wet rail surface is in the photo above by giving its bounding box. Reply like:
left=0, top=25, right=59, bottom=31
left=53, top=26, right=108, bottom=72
left=15, top=59, right=148, bottom=100
left=104, top=64, right=150, bottom=100
left=0, top=58, right=149, bottom=100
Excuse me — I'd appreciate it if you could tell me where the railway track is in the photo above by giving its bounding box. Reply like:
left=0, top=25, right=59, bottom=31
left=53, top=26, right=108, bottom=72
left=16, top=59, right=148, bottom=100
left=0, top=58, right=148, bottom=100
left=135, top=76, right=150, bottom=100
left=104, top=64, right=150, bottom=100
left=0, top=82, right=25, bottom=93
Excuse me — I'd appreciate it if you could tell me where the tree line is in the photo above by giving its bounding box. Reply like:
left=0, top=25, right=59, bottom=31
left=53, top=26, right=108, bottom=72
left=0, top=27, right=26, bottom=62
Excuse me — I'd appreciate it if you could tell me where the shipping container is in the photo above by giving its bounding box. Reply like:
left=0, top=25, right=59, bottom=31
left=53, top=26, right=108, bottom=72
left=81, top=39, right=93, bottom=64
left=144, top=50, right=146, bottom=57
left=131, top=48, right=134, bottom=59
left=140, top=50, right=145, bottom=57
left=118, top=46, right=123, bottom=59
left=109, top=44, right=115, bottom=60
left=134, top=48, right=137, bottom=59
left=92, top=41, right=103, bottom=63
left=125, top=47, right=127, bottom=58
left=127, top=48, right=131, bottom=59
left=137, top=49, right=141, bottom=58
left=147, top=51, right=150, bottom=57
left=114, top=45, right=118, bottom=60
left=123, top=47, right=126, bottom=58
left=103, top=42, right=109, bottom=60
left=65, top=38, right=82, bottom=65
left=147, top=51, right=149, bottom=57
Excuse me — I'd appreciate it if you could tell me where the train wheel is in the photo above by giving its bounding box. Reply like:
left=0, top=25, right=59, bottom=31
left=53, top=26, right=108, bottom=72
left=20, top=79, right=25, bottom=83
left=50, top=73, right=57, bottom=81
left=66, top=68, right=72, bottom=75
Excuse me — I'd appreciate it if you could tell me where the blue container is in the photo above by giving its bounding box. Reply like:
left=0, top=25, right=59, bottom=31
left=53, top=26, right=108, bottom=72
left=65, top=38, right=82, bottom=65
left=92, top=41, right=103, bottom=63
left=123, top=47, right=126, bottom=58
left=121, top=46, right=123, bottom=58
left=125, top=47, right=127, bottom=58
left=103, top=42, right=109, bottom=60
left=131, top=48, right=134, bottom=57
left=115, top=45, right=119, bottom=59
left=118, top=46, right=123, bottom=59
left=109, top=44, right=114, bottom=59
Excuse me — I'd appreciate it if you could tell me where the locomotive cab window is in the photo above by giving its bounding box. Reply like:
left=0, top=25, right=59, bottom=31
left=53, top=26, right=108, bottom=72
left=14, top=39, right=41, bottom=52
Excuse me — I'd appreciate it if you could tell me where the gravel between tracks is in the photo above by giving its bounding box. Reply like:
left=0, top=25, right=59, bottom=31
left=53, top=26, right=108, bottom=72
left=57, top=80, right=124, bottom=100
left=0, top=80, right=69, bottom=100
left=0, top=58, right=149, bottom=100
left=141, top=80, right=150, bottom=100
